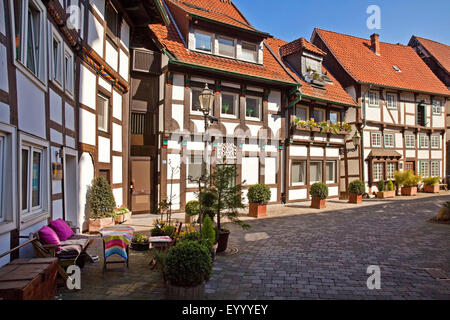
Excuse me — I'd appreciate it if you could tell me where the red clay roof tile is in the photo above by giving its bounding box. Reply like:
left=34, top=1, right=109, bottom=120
left=280, top=37, right=325, bottom=57
left=266, top=37, right=357, bottom=106
left=413, top=36, right=450, bottom=73
left=315, top=28, right=450, bottom=96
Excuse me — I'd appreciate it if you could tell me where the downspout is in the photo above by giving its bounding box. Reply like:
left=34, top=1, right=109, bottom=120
left=360, top=84, right=373, bottom=185
left=282, top=85, right=302, bottom=203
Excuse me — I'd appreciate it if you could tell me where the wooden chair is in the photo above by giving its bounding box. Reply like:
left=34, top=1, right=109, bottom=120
left=31, top=222, right=94, bottom=282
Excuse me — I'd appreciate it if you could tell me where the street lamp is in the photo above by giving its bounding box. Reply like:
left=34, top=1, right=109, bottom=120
left=198, top=84, right=216, bottom=176
left=340, top=130, right=361, bottom=155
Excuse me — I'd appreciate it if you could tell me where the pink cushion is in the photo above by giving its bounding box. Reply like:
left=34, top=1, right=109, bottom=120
left=49, top=219, right=74, bottom=241
left=38, top=226, right=61, bottom=250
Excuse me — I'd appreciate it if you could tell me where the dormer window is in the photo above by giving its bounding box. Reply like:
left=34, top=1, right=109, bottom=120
left=305, top=57, right=321, bottom=73
left=195, top=31, right=212, bottom=52
left=218, top=36, right=235, bottom=58
left=241, top=42, right=258, bottom=63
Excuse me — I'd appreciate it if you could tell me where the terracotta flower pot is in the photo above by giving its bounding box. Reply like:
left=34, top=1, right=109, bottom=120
left=89, top=217, right=114, bottom=233
left=376, top=190, right=395, bottom=199
left=348, top=193, right=362, bottom=204
left=248, top=203, right=267, bottom=218
left=123, top=212, right=132, bottom=222
left=114, top=214, right=125, bottom=224
left=216, top=230, right=230, bottom=253
left=311, top=197, right=326, bottom=209
left=424, top=184, right=439, bottom=193
left=401, top=187, right=417, bottom=196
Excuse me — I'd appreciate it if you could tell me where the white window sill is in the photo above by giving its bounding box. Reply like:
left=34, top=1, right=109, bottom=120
left=292, top=182, right=305, bottom=187
left=0, top=220, right=16, bottom=236
left=190, top=110, right=203, bottom=116
left=221, top=114, right=238, bottom=119
left=20, top=210, right=50, bottom=231
left=14, top=60, right=48, bottom=92
left=326, top=181, right=336, bottom=184
left=245, top=116, right=262, bottom=122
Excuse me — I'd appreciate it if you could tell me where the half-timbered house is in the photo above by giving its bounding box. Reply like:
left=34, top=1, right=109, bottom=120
left=312, top=29, right=450, bottom=192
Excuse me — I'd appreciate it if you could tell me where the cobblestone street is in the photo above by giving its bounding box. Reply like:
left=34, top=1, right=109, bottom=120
left=60, top=194, right=450, bottom=300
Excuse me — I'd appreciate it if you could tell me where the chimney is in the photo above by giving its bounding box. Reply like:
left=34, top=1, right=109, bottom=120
left=370, top=33, right=380, bottom=55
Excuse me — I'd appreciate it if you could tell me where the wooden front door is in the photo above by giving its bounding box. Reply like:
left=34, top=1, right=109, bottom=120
left=130, top=157, right=152, bottom=214
left=405, top=161, right=415, bottom=173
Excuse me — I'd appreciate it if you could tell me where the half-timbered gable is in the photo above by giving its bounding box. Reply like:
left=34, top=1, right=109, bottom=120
left=312, top=28, right=450, bottom=192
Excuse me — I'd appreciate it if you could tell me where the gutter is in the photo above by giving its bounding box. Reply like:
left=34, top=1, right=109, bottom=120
left=360, top=84, right=373, bottom=184
left=288, top=85, right=302, bottom=109
left=153, top=0, right=171, bottom=26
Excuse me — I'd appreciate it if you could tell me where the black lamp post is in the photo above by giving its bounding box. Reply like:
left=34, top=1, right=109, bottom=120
left=340, top=130, right=361, bottom=155
left=198, top=84, right=215, bottom=174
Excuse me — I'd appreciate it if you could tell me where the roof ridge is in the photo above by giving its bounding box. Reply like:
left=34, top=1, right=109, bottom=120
left=415, top=35, right=450, bottom=47
left=171, top=0, right=255, bottom=30
left=316, top=28, right=407, bottom=47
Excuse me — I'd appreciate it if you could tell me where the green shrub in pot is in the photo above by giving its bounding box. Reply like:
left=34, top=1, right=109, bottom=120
left=349, top=180, right=366, bottom=195
left=166, top=241, right=212, bottom=287
left=247, top=184, right=271, bottom=205
left=309, top=182, right=328, bottom=199
left=87, top=176, right=116, bottom=219
left=387, top=180, right=394, bottom=191
left=377, top=179, right=385, bottom=192
left=423, top=176, right=440, bottom=186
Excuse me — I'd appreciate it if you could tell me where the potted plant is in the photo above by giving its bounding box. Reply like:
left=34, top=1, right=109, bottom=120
left=185, top=200, right=199, bottom=224
left=377, top=179, right=395, bottom=198
left=348, top=179, right=365, bottom=204
left=423, top=177, right=440, bottom=193
left=247, top=184, right=271, bottom=218
left=201, top=216, right=217, bottom=261
left=120, top=207, right=132, bottom=222
left=165, top=240, right=213, bottom=300
left=131, top=233, right=149, bottom=251
left=87, top=176, right=116, bottom=233
left=210, top=165, right=249, bottom=253
left=310, top=182, right=328, bottom=209
left=113, top=210, right=125, bottom=224
left=395, top=170, right=421, bottom=196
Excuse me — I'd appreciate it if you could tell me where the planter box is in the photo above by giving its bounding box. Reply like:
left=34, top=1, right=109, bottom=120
left=377, top=190, right=396, bottom=199
left=401, top=187, right=417, bottom=196
left=217, top=230, right=230, bottom=253
left=89, top=217, right=114, bottom=233
left=424, top=184, right=439, bottom=193
left=348, top=193, right=362, bottom=204
left=248, top=203, right=267, bottom=218
left=114, top=215, right=125, bottom=224
left=311, top=197, right=326, bottom=209
left=295, top=125, right=311, bottom=132
left=131, top=242, right=149, bottom=251
left=166, top=282, right=205, bottom=300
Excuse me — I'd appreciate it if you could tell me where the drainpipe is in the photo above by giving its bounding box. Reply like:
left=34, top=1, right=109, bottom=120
left=360, top=84, right=373, bottom=186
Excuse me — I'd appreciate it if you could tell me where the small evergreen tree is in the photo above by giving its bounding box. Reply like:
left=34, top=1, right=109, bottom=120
left=201, top=216, right=216, bottom=248
left=87, top=176, right=116, bottom=219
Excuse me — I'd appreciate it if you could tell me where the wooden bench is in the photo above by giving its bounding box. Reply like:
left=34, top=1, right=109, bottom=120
left=31, top=221, right=93, bottom=282
left=439, top=183, right=448, bottom=191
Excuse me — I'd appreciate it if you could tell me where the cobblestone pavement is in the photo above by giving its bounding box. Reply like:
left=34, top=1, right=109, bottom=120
left=60, top=194, right=450, bottom=300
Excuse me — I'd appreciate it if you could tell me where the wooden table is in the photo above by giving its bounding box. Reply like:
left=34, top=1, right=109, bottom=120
left=0, top=258, right=58, bottom=300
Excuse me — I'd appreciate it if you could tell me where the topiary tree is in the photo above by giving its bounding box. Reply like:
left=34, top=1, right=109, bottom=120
left=199, top=191, right=217, bottom=221
left=387, top=179, right=394, bottom=191
left=185, top=200, right=200, bottom=217
left=247, top=184, right=271, bottom=205
left=201, top=216, right=216, bottom=249
left=349, top=179, right=366, bottom=195
left=310, top=182, right=328, bottom=199
left=165, top=241, right=212, bottom=287
left=87, top=176, right=116, bottom=219
left=377, top=179, right=385, bottom=192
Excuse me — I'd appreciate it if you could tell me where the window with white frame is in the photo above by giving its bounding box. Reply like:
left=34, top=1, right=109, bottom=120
left=432, top=99, right=442, bottom=115
left=420, top=161, right=430, bottom=177
left=191, top=87, right=202, bottom=113
left=20, top=137, right=49, bottom=219
left=195, top=31, right=212, bottom=53
left=49, top=26, right=63, bottom=87
left=105, top=0, right=119, bottom=40
left=64, top=44, right=74, bottom=95
left=187, top=155, right=203, bottom=187
left=405, top=135, right=415, bottom=149
left=326, top=161, right=336, bottom=183
left=11, top=0, right=48, bottom=83
left=0, top=125, right=16, bottom=231
left=218, top=36, right=235, bottom=58
left=386, top=93, right=397, bottom=109
left=384, top=133, right=394, bottom=148
left=97, top=93, right=109, bottom=132
left=221, top=92, right=239, bottom=118
left=291, top=161, right=306, bottom=185
left=431, top=135, right=440, bottom=149
left=373, top=162, right=384, bottom=181
left=419, top=134, right=429, bottom=149
left=241, top=41, right=258, bottom=63
left=371, top=132, right=382, bottom=148
left=245, top=95, right=262, bottom=120
left=431, top=161, right=440, bottom=177
left=368, top=91, right=379, bottom=107
left=387, top=162, right=396, bottom=180
left=310, top=161, right=322, bottom=184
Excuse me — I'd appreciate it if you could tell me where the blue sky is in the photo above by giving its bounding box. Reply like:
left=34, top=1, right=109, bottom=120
left=233, top=0, right=450, bottom=45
